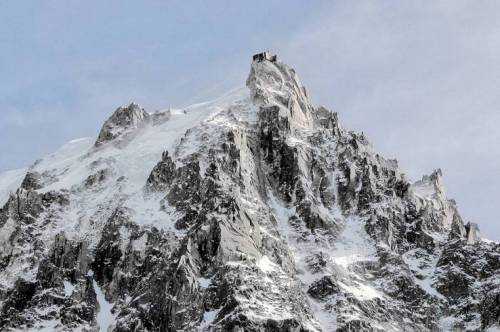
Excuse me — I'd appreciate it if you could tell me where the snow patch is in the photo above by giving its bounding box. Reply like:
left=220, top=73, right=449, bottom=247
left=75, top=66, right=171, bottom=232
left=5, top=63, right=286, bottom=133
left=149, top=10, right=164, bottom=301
left=330, top=216, right=378, bottom=269
left=402, top=248, right=444, bottom=299
left=198, top=277, right=211, bottom=288
left=257, top=255, right=278, bottom=273
left=118, top=226, right=131, bottom=253
left=63, top=280, right=75, bottom=297
left=93, top=280, right=116, bottom=332
left=338, top=280, right=382, bottom=301
left=199, top=308, right=220, bottom=329
left=131, top=233, right=148, bottom=257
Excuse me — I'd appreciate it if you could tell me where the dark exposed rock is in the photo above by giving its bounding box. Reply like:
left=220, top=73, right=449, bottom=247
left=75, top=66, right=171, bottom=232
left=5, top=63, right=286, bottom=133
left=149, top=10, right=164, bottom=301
left=20, top=172, right=42, bottom=190
left=296, top=200, right=330, bottom=231
left=465, top=222, right=481, bottom=244
left=60, top=276, right=98, bottom=326
left=166, top=158, right=202, bottom=212
left=45, top=232, right=89, bottom=282
left=304, top=252, right=328, bottom=274
left=92, top=208, right=132, bottom=284
left=41, top=190, right=70, bottom=207
left=84, top=168, right=110, bottom=188
left=146, top=150, right=177, bottom=192
left=5, top=188, right=44, bottom=224
left=307, top=276, right=340, bottom=300
left=449, top=213, right=467, bottom=240
left=480, top=287, right=500, bottom=329
left=0, top=279, right=37, bottom=318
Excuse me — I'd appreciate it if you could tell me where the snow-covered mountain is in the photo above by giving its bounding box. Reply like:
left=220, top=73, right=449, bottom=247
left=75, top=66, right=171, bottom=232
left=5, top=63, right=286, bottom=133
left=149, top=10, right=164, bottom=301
left=0, top=52, right=498, bottom=332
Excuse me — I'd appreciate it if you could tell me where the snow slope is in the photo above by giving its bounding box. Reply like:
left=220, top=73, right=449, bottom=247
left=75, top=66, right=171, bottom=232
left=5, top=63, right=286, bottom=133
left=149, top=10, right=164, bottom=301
left=0, top=168, right=27, bottom=206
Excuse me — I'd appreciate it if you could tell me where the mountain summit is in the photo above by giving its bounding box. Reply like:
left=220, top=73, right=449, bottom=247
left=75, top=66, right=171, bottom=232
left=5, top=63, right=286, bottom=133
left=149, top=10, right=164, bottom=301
left=0, top=53, right=498, bottom=331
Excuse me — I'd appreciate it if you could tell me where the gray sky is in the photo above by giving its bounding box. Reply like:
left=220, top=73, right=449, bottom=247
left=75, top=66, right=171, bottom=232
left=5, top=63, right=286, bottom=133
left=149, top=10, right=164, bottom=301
left=1, top=1, right=499, bottom=240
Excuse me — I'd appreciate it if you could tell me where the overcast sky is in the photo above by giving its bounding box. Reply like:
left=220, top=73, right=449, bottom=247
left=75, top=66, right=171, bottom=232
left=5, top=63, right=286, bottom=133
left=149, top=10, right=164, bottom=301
left=1, top=1, right=499, bottom=240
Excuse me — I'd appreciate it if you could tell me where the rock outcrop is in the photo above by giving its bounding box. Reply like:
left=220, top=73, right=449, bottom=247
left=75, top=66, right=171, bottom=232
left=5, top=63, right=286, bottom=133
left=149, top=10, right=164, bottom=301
left=95, top=103, right=150, bottom=146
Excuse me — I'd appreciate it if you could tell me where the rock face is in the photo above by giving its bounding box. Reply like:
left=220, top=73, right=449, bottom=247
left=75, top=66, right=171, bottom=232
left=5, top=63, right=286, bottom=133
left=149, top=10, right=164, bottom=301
left=0, top=53, right=499, bottom=331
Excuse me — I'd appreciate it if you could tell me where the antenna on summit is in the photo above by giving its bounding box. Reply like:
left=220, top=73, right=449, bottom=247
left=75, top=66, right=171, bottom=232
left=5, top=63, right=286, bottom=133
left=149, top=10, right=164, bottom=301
left=252, top=51, right=277, bottom=62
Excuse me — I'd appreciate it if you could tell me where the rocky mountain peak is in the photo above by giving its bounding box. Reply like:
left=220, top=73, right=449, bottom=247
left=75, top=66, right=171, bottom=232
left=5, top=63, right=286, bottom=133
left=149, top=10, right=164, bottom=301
left=247, top=51, right=314, bottom=131
left=95, top=102, right=150, bottom=146
left=412, top=168, right=445, bottom=198
left=0, top=53, right=499, bottom=332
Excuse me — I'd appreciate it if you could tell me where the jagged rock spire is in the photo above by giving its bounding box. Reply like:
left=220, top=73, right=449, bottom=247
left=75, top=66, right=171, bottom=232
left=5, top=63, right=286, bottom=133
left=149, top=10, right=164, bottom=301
left=95, top=102, right=150, bottom=146
left=465, top=222, right=481, bottom=244
left=247, top=51, right=314, bottom=130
